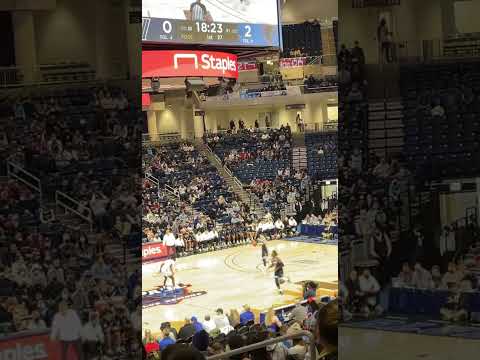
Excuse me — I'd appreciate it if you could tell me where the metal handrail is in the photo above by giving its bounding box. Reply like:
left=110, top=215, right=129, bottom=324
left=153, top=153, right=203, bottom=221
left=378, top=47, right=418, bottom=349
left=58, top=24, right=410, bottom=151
left=145, top=172, right=179, bottom=200
left=204, top=141, right=265, bottom=212
left=142, top=133, right=182, bottom=145
left=164, top=184, right=179, bottom=199
left=207, top=330, right=316, bottom=360
left=6, top=161, right=43, bottom=201
left=145, top=173, right=162, bottom=196
left=0, top=66, right=22, bottom=87
left=55, top=191, right=93, bottom=231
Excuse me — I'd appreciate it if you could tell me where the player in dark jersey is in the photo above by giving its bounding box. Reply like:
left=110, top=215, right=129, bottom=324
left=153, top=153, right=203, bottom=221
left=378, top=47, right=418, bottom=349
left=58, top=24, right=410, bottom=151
left=260, top=237, right=269, bottom=268
left=269, top=250, right=286, bottom=295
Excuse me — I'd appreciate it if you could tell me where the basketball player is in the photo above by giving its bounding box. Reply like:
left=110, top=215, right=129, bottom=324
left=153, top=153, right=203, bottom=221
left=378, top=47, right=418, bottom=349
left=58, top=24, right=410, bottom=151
left=269, top=250, right=287, bottom=295
left=159, top=256, right=176, bottom=290
left=260, top=237, right=269, bottom=269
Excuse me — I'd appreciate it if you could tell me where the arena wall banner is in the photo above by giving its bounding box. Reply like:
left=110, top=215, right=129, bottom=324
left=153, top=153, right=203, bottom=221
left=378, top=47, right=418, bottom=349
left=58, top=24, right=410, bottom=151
left=279, top=57, right=308, bottom=68
left=142, top=241, right=176, bottom=262
left=0, top=330, right=78, bottom=360
left=142, top=50, right=239, bottom=79
left=238, top=62, right=258, bottom=71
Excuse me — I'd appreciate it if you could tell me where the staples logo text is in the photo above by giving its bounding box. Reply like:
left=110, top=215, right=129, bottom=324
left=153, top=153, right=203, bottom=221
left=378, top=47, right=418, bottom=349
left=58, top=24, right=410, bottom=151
left=143, top=50, right=238, bottom=79
left=142, top=246, right=163, bottom=257
left=173, top=53, right=237, bottom=74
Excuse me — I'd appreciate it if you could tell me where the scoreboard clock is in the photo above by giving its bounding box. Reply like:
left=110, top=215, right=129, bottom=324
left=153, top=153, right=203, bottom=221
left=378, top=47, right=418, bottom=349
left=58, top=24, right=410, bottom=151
left=142, top=17, right=279, bottom=47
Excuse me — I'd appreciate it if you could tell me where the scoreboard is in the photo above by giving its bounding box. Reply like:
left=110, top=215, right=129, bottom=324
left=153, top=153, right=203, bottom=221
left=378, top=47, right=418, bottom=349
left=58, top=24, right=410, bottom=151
left=142, top=0, right=281, bottom=48
left=142, top=18, right=279, bottom=47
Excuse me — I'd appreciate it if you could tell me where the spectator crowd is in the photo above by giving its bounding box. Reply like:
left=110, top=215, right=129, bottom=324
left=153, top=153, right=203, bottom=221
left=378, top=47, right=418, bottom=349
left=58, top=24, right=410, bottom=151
left=0, top=85, right=143, bottom=359
left=143, top=298, right=338, bottom=360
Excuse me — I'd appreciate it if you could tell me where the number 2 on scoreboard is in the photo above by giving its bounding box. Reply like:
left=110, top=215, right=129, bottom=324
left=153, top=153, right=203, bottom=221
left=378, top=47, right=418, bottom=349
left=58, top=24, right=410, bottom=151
left=244, top=25, right=252, bottom=38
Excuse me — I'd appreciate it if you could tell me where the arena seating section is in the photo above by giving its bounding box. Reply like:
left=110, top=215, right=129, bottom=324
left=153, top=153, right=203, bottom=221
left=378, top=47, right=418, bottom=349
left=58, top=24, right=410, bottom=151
left=0, top=86, right=142, bottom=357
left=282, top=21, right=323, bottom=57
left=339, top=55, right=480, bottom=325
left=210, top=130, right=292, bottom=184
left=305, top=132, right=337, bottom=180
left=401, top=62, right=480, bottom=180
left=143, top=143, right=237, bottom=227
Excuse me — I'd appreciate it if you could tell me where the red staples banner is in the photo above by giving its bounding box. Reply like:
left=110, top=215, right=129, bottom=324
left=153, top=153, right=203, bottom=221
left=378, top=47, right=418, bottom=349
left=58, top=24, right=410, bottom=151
left=142, top=50, right=238, bottom=79
left=142, top=241, right=175, bottom=262
left=0, top=330, right=78, bottom=360
left=279, top=57, right=308, bottom=68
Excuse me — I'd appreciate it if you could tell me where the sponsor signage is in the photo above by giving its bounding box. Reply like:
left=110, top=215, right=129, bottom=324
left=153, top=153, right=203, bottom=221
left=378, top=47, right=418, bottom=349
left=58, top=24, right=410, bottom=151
left=142, top=241, right=175, bottom=262
left=0, top=331, right=78, bottom=360
left=279, top=57, right=308, bottom=68
left=240, top=89, right=287, bottom=99
left=286, top=104, right=306, bottom=110
left=142, top=50, right=238, bottom=79
left=238, top=62, right=258, bottom=71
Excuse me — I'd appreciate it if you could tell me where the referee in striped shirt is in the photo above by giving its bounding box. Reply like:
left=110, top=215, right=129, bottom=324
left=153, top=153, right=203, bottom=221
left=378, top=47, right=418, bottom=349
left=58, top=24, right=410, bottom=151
left=190, top=0, right=208, bottom=21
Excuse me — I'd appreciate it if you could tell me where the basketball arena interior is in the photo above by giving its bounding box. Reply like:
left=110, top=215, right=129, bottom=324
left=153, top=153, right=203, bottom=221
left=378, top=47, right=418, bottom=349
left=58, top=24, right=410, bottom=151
left=1, top=0, right=480, bottom=359
left=141, top=0, right=339, bottom=357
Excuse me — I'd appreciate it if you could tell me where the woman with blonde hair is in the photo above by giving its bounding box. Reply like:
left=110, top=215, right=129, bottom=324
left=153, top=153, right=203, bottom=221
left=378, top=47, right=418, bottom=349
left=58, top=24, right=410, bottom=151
left=264, top=307, right=282, bottom=333
left=228, top=308, right=240, bottom=328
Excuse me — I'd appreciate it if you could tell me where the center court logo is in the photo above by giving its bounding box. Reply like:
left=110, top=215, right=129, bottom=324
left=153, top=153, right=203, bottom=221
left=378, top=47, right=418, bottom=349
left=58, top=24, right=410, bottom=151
left=173, top=53, right=237, bottom=74
left=142, top=285, right=207, bottom=308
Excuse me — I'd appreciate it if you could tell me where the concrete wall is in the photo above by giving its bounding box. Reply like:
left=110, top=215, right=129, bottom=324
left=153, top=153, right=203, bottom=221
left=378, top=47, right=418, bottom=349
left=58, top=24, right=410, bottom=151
left=151, top=98, right=334, bottom=136
left=454, top=0, right=480, bottom=34
left=34, top=0, right=96, bottom=65
left=281, top=0, right=337, bottom=24
left=338, top=0, right=444, bottom=63
left=202, top=99, right=333, bottom=133
left=8, top=0, right=129, bottom=79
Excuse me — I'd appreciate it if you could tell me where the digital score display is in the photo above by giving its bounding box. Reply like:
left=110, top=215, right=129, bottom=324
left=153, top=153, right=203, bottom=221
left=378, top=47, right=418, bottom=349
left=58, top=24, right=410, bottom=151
left=142, top=0, right=281, bottom=48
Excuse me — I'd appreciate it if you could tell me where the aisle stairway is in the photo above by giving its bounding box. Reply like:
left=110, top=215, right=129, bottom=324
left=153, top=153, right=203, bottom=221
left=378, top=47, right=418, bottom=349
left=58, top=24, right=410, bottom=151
left=197, top=142, right=266, bottom=217
left=367, top=98, right=404, bottom=158
left=292, top=133, right=308, bottom=173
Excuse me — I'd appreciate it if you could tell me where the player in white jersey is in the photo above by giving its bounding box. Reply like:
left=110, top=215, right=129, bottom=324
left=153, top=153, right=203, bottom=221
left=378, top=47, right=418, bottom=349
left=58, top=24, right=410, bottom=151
left=159, top=256, right=176, bottom=289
